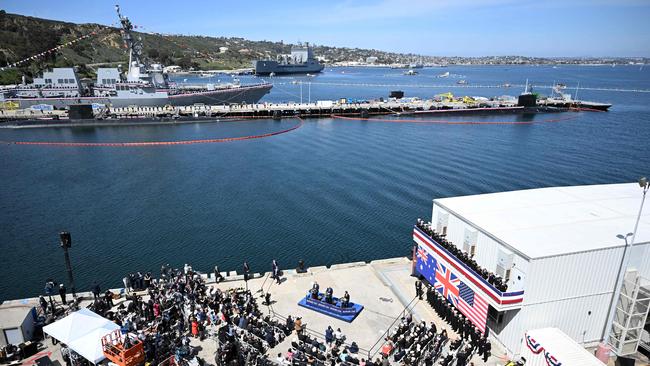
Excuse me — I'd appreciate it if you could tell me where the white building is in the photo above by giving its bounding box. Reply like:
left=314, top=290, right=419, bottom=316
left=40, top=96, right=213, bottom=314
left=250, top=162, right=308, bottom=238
left=521, top=328, right=605, bottom=366
left=414, top=183, right=650, bottom=357
left=366, top=56, right=378, bottom=64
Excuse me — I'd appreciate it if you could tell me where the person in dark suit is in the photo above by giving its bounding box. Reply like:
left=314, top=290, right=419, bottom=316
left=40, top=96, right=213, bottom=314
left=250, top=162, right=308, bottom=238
left=415, top=280, right=423, bottom=299
left=342, top=291, right=350, bottom=307
left=483, top=340, right=492, bottom=362
left=92, top=282, right=101, bottom=300
left=59, top=284, right=67, bottom=305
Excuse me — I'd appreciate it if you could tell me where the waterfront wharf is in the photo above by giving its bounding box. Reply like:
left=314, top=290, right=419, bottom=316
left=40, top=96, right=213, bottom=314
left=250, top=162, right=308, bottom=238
left=0, top=257, right=512, bottom=366
left=0, top=97, right=540, bottom=126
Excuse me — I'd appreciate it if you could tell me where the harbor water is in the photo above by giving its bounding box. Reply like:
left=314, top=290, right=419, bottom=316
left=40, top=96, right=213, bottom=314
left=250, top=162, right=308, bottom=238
left=1, top=65, right=649, bottom=301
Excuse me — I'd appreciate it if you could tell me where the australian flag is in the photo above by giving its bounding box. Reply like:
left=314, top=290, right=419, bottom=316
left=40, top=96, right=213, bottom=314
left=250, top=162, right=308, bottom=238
left=416, top=245, right=437, bottom=284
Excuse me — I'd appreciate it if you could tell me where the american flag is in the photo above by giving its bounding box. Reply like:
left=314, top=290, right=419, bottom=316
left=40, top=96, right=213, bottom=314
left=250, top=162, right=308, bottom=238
left=457, top=281, right=489, bottom=333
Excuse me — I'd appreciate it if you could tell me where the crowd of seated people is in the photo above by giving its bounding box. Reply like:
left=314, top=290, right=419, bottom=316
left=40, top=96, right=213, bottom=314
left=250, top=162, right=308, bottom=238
left=84, top=264, right=299, bottom=366
left=437, top=338, right=474, bottom=366
left=416, top=219, right=508, bottom=292
left=285, top=329, right=368, bottom=365
left=380, top=313, right=450, bottom=366
left=382, top=310, right=481, bottom=366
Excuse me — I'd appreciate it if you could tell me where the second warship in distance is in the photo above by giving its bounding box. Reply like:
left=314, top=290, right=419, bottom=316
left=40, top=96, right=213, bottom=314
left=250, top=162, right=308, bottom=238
left=0, top=6, right=272, bottom=109
left=252, top=43, right=324, bottom=75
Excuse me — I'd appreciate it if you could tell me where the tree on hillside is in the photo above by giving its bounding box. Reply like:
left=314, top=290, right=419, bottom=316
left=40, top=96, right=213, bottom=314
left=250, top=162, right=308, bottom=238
left=147, top=48, right=159, bottom=59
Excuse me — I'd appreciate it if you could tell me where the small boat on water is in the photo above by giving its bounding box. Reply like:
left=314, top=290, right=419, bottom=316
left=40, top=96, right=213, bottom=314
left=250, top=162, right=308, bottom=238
left=538, top=84, right=612, bottom=111
left=438, top=72, right=450, bottom=78
left=457, top=80, right=467, bottom=85
left=404, top=70, right=418, bottom=76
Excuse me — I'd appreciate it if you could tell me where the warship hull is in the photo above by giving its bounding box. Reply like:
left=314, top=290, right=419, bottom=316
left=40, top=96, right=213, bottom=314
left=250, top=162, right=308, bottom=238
left=253, top=60, right=324, bottom=75
left=4, top=83, right=272, bottom=109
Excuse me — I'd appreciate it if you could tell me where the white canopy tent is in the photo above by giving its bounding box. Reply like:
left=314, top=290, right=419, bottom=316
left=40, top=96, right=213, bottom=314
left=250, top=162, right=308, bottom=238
left=43, top=308, right=120, bottom=364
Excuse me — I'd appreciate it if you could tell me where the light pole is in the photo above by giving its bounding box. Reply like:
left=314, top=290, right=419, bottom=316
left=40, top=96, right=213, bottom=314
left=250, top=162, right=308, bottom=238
left=59, top=231, right=76, bottom=298
left=603, top=177, right=649, bottom=352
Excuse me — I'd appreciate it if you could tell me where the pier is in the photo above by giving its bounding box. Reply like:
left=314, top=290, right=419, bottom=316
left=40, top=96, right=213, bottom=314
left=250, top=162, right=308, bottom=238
left=0, top=97, right=550, bottom=127
left=0, top=257, right=509, bottom=365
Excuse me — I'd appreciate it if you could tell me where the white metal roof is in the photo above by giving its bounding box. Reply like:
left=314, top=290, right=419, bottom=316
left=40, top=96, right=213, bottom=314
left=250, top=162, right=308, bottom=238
left=523, top=328, right=606, bottom=365
left=0, top=305, right=33, bottom=329
left=435, top=183, right=650, bottom=259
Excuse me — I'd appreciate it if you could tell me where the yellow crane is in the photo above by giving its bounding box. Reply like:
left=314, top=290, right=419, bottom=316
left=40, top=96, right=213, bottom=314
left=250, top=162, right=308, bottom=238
left=462, top=96, right=476, bottom=104
left=436, top=92, right=454, bottom=102
left=0, top=101, right=19, bottom=110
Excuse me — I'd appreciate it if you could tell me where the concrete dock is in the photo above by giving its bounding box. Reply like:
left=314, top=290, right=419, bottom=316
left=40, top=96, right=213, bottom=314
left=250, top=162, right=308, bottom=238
left=1, top=257, right=516, bottom=366
left=0, top=97, right=542, bottom=127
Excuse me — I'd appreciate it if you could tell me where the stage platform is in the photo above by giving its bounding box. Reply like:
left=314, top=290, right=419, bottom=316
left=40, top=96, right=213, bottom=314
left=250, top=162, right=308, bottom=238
left=298, top=292, right=364, bottom=322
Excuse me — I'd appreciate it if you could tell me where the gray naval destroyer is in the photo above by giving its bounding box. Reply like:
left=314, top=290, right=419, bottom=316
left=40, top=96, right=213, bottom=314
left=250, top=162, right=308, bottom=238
left=253, top=43, right=324, bottom=75
left=0, top=6, right=272, bottom=109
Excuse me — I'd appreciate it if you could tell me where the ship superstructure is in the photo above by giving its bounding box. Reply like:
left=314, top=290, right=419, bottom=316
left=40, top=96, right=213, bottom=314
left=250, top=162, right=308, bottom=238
left=253, top=43, right=324, bottom=75
left=0, top=6, right=272, bottom=109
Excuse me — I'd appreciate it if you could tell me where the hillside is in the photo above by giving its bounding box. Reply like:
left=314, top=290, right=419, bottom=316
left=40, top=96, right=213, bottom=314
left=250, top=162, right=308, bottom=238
left=0, top=10, right=425, bottom=84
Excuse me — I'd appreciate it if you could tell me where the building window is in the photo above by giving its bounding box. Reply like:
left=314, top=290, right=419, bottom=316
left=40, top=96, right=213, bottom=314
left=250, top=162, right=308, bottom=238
left=45, top=79, right=52, bottom=84
left=58, top=79, right=63, bottom=84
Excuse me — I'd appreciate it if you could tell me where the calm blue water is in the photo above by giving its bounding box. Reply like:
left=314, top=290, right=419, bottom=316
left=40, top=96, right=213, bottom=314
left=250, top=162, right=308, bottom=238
left=1, top=65, right=649, bottom=301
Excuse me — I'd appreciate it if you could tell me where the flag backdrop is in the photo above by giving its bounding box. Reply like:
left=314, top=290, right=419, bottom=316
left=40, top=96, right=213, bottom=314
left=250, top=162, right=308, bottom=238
left=416, top=244, right=489, bottom=333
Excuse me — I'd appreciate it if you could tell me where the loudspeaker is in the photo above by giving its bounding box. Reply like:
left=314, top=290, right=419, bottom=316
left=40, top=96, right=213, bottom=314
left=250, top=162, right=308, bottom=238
left=19, top=342, right=38, bottom=358
left=615, top=356, right=636, bottom=366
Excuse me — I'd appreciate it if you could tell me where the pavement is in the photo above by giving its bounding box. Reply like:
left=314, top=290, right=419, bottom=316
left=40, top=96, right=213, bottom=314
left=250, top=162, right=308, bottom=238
left=7, top=257, right=618, bottom=366
left=213, top=257, right=509, bottom=365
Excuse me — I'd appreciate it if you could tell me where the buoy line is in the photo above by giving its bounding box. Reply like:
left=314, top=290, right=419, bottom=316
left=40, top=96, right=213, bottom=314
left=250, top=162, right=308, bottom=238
left=1, top=117, right=304, bottom=147
left=330, top=112, right=587, bottom=125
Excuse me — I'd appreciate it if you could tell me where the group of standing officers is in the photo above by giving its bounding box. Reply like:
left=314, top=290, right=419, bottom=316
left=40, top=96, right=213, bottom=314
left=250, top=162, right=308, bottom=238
left=422, top=282, right=492, bottom=363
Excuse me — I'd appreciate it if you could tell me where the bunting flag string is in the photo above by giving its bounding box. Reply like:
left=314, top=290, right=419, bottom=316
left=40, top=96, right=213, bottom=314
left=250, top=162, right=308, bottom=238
left=0, top=28, right=111, bottom=72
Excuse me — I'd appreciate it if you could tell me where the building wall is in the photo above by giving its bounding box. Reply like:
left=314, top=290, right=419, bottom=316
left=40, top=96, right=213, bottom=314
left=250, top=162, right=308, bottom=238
left=631, top=243, right=650, bottom=276
left=432, top=201, right=650, bottom=356
left=431, top=203, right=529, bottom=292
left=20, top=307, right=35, bottom=343
left=499, top=293, right=612, bottom=355
left=526, top=247, right=624, bottom=305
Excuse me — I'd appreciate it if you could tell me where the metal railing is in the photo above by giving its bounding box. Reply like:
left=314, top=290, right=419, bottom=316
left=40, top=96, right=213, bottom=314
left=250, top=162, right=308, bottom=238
left=366, top=294, right=419, bottom=361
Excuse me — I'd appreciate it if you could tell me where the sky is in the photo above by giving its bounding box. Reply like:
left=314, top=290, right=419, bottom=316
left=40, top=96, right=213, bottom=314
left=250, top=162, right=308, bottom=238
left=2, top=0, right=649, bottom=57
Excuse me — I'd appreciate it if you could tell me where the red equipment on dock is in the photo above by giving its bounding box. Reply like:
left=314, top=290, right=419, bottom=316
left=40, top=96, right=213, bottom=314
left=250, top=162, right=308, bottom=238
left=101, top=329, right=145, bottom=366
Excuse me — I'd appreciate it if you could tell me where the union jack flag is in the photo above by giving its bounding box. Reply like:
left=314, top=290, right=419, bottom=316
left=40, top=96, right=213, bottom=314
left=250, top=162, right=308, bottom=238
left=417, top=247, right=428, bottom=262
left=434, top=262, right=460, bottom=304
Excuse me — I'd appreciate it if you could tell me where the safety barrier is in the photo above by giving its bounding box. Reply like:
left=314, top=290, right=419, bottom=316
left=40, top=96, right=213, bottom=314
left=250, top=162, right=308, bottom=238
left=1, top=117, right=304, bottom=147
left=331, top=112, right=583, bottom=125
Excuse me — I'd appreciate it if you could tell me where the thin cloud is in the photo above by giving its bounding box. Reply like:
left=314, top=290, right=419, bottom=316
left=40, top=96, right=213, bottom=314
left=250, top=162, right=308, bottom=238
left=296, top=0, right=517, bottom=25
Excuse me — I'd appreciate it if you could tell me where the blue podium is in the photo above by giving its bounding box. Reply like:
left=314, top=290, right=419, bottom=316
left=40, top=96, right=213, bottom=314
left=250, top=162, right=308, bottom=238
left=298, top=292, right=364, bottom=322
